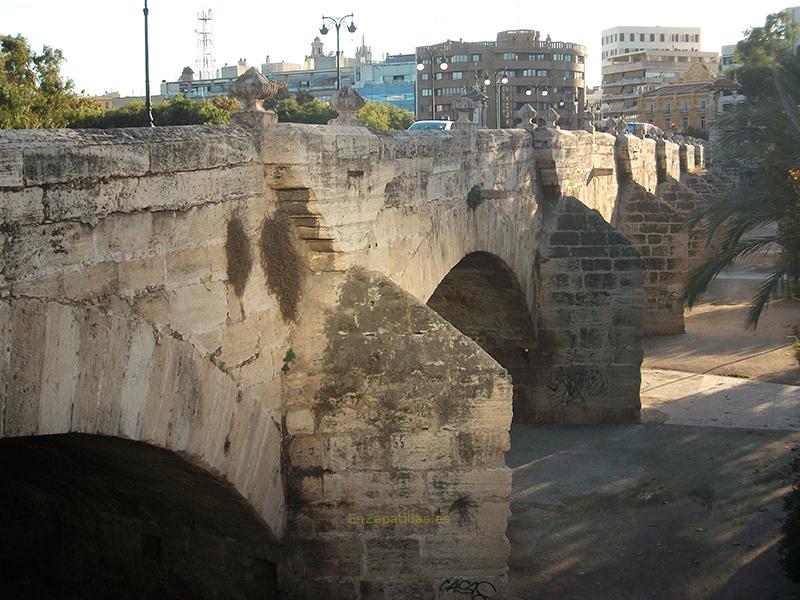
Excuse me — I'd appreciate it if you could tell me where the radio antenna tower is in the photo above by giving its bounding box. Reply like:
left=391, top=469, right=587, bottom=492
left=195, top=9, right=216, bottom=80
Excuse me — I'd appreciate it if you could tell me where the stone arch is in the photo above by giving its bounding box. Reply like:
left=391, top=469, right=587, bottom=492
left=0, top=433, right=281, bottom=599
left=0, top=298, right=285, bottom=541
left=426, top=251, right=537, bottom=422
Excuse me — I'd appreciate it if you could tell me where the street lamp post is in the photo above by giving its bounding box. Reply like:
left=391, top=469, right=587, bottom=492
left=143, top=0, right=154, bottom=127
left=416, top=49, right=449, bottom=120
left=319, top=14, right=356, bottom=90
left=525, top=85, right=549, bottom=123
left=484, top=70, right=509, bottom=128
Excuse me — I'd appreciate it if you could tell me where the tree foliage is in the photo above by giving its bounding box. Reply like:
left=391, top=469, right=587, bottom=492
left=68, top=95, right=232, bottom=128
left=0, top=34, right=100, bottom=129
left=685, top=10, right=800, bottom=329
left=357, top=101, right=414, bottom=131
left=275, top=95, right=336, bottom=124
left=733, top=12, right=800, bottom=101
left=271, top=93, right=413, bottom=130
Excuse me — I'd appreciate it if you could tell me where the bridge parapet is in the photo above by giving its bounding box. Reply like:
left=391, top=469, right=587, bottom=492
left=0, top=112, right=737, bottom=596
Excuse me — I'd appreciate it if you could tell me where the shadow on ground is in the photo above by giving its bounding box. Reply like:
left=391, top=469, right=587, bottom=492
left=643, top=299, right=800, bottom=386
left=506, top=423, right=800, bottom=600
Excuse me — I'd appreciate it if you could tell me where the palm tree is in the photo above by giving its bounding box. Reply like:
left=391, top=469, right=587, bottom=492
left=684, top=12, right=800, bottom=330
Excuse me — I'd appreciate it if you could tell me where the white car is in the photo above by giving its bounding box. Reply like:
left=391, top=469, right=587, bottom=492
left=407, top=120, right=454, bottom=131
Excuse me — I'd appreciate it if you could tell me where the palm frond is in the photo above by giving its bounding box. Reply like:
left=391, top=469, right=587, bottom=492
left=745, top=260, right=793, bottom=330
left=684, top=237, right=784, bottom=308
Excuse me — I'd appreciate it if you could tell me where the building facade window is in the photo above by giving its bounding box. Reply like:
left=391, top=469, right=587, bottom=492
left=650, top=33, right=655, bottom=41
left=529, top=53, right=545, bottom=61
left=664, top=102, right=671, bottom=113
left=700, top=117, right=705, bottom=129
left=421, top=88, right=432, bottom=97
left=640, top=33, right=645, bottom=41
left=452, top=72, right=463, bottom=80
left=471, top=54, right=481, bottom=62
left=502, top=52, right=519, bottom=60
left=451, top=55, right=468, bottom=62
left=421, top=73, right=429, bottom=80
left=630, top=33, right=635, bottom=41
left=682, top=117, right=689, bottom=129
left=681, top=100, right=689, bottom=113
left=660, top=34, right=665, bottom=41
left=699, top=99, right=706, bottom=111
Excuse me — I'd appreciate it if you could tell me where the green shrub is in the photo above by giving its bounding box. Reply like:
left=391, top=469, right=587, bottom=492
left=466, top=185, right=483, bottom=210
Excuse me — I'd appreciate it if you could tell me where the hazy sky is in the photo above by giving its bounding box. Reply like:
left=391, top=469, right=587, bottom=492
left=1, top=0, right=794, bottom=96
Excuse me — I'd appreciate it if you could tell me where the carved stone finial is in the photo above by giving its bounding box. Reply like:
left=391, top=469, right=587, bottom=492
left=454, top=93, right=478, bottom=123
left=327, top=86, right=366, bottom=127
left=228, top=67, right=281, bottom=112
left=582, top=109, right=594, bottom=133
left=542, top=106, right=560, bottom=129
left=453, top=92, right=480, bottom=132
left=615, top=119, right=628, bottom=136
left=516, top=104, right=537, bottom=133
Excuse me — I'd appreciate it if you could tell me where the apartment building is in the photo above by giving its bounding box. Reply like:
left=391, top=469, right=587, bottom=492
left=601, top=26, right=701, bottom=65
left=601, top=47, right=719, bottom=120
left=415, top=30, right=587, bottom=129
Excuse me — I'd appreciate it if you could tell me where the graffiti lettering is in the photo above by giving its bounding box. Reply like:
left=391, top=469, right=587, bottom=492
left=439, top=578, right=497, bottom=600
left=546, top=365, right=607, bottom=406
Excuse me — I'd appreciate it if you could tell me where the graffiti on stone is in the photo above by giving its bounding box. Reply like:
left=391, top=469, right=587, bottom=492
left=546, top=365, right=608, bottom=405
left=439, top=578, right=497, bottom=600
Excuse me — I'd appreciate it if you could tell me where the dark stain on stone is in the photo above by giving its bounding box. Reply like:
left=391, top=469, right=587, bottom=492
left=448, top=495, right=477, bottom=526
left=225, top=214, right=253, bottom=299
left=260, top=210, right=305, bottom=322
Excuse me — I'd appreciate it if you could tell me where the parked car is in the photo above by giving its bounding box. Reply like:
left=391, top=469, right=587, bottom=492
left=624, top=122, right=664, bottom=139
left=407, top=120, right=454, bottom=131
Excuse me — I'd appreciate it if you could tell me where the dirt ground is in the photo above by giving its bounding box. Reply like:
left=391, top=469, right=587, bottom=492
left=643, top=299, right=800, bottom=386
left=506, top=424, right=800, bottom=600
left=504, top=275, right=800, bottom=599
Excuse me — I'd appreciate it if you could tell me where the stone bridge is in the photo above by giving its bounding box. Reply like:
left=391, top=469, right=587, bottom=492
left=0, top=93, right=725, bottom=598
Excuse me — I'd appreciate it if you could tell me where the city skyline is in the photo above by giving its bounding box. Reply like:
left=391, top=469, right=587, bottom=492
left=1, top=0, right=794, bottom=97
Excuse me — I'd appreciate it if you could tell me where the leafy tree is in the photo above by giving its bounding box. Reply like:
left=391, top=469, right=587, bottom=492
left=294, top=89, right=315, bottom=105
left=68, top=95, right=231, bottom=128
left=273, top=92, right=413, bottom=129
left=357, top=101, right=414, bottom=131
left=0, top=34, right=101, bottom=129
left=264, top=84, right=290, bottom=111
left=275, top=95, right=336, bottom=124
left=685, top=10, right=800, bottom=329
left=732, top=12, right=800, bottom=101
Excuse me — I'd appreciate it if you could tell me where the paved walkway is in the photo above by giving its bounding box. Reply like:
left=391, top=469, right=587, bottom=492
left=641, top=368, right=800, bottom=431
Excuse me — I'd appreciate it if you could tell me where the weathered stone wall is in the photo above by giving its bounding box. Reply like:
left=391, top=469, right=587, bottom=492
left=613, top=183, right=689, bottom=334
left=280, top=268, right=512, bottom=598
left=0, top=127, right=289, bottom=539
left=534, top=128, right=619, bottom=222
left=656, top=139, right=682, bottom=184
left=532, top=129, right=726, bottom=336
left=0, top=116, right=692, bottom=597
left=532, top=196, right=644, bottom=422
left=680, top=143, right=696, bottom=174
left=0, top=124, right=535, bottom=598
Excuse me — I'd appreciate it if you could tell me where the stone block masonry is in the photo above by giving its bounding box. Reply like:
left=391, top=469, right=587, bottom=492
left=279, top=268, right=512, bottom=597
left=532, top=196, right=644, bottom=423
left=0, top=104, right=727, bottom=597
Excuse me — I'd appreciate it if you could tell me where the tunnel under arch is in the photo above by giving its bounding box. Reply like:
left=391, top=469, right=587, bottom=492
left=0, top=434, right=282, bottom=600
left=426, top=251, right=537, bottom=423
